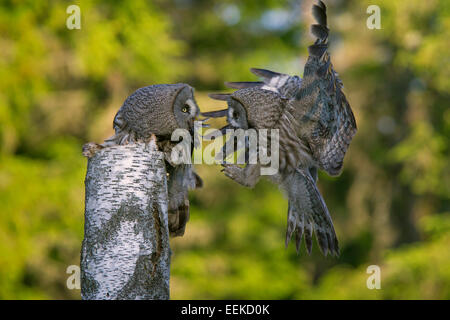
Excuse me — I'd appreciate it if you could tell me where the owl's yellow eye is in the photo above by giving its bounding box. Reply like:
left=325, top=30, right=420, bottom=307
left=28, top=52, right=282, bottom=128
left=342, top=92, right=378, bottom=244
left=182, top=105, right=190, bottom=113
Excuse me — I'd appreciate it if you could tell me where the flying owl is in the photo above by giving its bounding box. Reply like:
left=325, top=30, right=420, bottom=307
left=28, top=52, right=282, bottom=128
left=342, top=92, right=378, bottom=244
left=202, top=1, right=357, bottom=256
left=103, top=84, right=204, bottom=237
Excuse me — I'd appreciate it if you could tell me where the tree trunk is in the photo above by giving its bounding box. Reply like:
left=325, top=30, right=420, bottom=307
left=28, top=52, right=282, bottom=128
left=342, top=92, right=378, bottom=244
left=80, top=139, right=171, bottom=300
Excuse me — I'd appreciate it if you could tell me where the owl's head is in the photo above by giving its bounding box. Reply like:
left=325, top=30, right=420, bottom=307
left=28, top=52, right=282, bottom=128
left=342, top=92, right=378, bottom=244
left=170, top=84, right=200, bottom=132
left=114, top=83, right=200, bottom=140
left=203, top=87, right=286, bottom=131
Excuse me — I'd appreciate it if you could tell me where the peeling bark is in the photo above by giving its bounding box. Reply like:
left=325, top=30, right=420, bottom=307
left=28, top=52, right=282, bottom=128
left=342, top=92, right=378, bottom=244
left=80, top=140, right=171, bottom=300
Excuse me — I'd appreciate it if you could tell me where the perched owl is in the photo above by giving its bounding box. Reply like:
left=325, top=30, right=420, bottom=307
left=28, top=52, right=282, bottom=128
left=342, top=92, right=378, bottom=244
left=203, top=1, right=357, bottom=256
left=103, top=84, right=204, bottom=237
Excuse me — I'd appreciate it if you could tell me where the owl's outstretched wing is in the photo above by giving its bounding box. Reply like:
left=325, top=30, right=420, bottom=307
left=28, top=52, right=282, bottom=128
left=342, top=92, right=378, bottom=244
left=225, top=68, right=302, bottom=99
left=284, top=168, right=339, bottom=256
left=293, top=1, right=356, bottom=176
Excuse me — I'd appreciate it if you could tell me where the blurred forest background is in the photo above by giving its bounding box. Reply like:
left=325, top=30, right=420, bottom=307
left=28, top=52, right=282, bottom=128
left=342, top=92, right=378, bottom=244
left=0, top=0, right=449, bottom=299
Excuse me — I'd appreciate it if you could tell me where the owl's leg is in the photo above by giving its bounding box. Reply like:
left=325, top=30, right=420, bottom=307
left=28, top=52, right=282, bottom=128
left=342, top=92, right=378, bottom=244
left=221, top=163, right=261, bottom=188
left=284, top=168, right=339, bottom=256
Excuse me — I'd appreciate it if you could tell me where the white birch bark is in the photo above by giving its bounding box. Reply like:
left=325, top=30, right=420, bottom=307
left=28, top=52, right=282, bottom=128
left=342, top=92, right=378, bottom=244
left=80, top=139, right=171, bottom=300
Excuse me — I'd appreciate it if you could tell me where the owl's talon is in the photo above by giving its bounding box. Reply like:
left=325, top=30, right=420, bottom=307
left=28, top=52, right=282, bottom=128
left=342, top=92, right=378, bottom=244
left=205, top=0, right=355, bottom=257
left=221, top=164, right=246, bottom=184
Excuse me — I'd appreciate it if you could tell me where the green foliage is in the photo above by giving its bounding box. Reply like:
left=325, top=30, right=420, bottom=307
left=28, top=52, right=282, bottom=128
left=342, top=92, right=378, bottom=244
left=310, top=214, right=450, bottom=299
left=0, top=0, right=185, bottom=155
left=0, top=0, right=449, bottom=299
left=0, top=138, right=84, bottom=299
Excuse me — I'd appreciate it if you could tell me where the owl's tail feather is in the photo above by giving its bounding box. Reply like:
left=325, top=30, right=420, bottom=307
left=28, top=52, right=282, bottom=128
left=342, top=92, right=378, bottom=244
left=284, top=168, right=339, bottom=257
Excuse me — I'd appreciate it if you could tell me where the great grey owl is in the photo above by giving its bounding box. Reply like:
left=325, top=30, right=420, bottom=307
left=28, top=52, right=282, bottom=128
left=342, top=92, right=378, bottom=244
left=104, top=84, right=204, bottom=237
left=203, top=1, right=357, bottom=256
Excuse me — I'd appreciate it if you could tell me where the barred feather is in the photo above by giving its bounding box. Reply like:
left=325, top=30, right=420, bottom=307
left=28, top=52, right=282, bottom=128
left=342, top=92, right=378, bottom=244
left=312, top=3, right=327, bottom=28
left=225, top=68, right=302, bottom=99
left=292, top=0, right=357, bottom=176
left=283, top=168, right=339, bottom=256
left=311, top=24, right=329, bottom=41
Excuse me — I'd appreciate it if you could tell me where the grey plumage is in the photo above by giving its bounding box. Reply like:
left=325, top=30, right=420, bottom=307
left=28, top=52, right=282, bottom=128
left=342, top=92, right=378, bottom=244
left=225, top=68, right=302, bottom=99
left=105, top=83, right=203, bottom=237
left=283, top=168, right=338, bottom=256
left=204, top=1, right=356, bottom=256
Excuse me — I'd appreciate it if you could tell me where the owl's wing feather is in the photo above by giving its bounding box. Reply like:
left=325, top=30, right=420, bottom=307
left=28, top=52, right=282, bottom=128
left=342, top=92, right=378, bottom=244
left=284, top=168, right=339, bottom=256
left=224, top=68, right=287, bottom=93
left=294, top=1, right=356, bottom=176
left=225, top=68, right=302, bottom=99
left=225, top=81, right=264, bottom=90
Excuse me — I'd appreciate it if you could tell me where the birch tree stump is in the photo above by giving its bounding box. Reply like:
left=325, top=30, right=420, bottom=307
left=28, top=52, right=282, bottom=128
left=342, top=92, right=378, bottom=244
left=80, top=139, right=171, bottom=300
